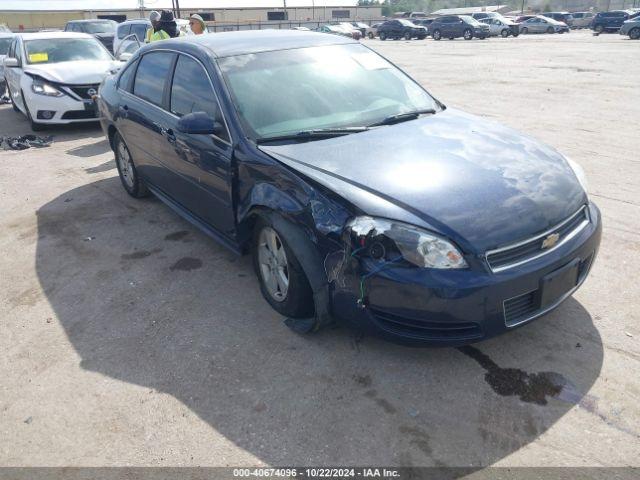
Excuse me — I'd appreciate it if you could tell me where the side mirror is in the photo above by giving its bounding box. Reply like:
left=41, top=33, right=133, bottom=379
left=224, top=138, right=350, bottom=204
left=3, top=57, right=18, bottom=68
left=176, top=112, right=225, bottom=136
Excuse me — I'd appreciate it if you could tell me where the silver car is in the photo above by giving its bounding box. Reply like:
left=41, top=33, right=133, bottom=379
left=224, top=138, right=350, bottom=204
left=570, top=12, right=595, bottom=29
left=480, top=17, right=519, bottom=37
left=0, top=32, right=14, bottom=93
left=519, top=15, right=569, bottom=34
left=620, top=17, right=640, bottom=39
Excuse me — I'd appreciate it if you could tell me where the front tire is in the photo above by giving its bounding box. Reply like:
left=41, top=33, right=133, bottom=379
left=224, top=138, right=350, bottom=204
left=7, top=85, right=19, bottom=112
left=501, top=29, right=510, bottom=37
left=432, top=29, right=441, bottom=40
left=113, top=132, right=149, bottom=198
left=594, top=24, right=604, bottom=34
left=21, top=91, right=45, bottom=132
left=521, top=27, right=528, bottom=34
left=379, top=31, right=387, bottom=41
left=463, top=28, right=473, bottom=40
left=404, top=31, right=412, bottom=40
left=368, top=32, right=374, bottom=39
left=629, top=27, right=640, bottom=39
left=252, top=217, right=314, bottom=318
left=546, top=26, right=555, bottom=34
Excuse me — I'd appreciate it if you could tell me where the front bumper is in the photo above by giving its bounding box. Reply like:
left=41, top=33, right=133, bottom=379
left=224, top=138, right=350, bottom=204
left=26, top=91, right=100, bottom=124
left=331, top=202, right=601, bottom=346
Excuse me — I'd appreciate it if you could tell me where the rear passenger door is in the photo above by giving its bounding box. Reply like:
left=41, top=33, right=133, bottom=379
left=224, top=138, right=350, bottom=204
left=118, top=50, right=178, bottom=194
left=165, top=54, right=235, bottom=234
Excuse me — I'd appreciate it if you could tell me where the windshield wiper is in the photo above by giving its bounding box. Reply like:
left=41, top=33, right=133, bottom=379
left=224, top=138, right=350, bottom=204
left=255, top=127, right=370, bottom=144
left=368, top=108, right=436, bottom=127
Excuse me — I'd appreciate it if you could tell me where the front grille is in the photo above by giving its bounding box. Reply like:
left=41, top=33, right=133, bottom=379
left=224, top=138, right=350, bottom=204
left=486, top=206, right=589, bottom=272
left=61, top=110, right=98, bottom=120
left=369, top=307, right=482, bottom=341
left=504, top=291, right=538, bottom=326
left=68, top=84, right=100, bottom=100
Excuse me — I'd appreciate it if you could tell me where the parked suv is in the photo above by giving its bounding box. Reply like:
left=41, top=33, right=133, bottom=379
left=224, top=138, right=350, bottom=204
left=570, top=12, right=595, bottom=29
left=541, top=12, right=574, bottom=28
left=590, top=11, right=630, bottom=33
left=377, top=19, right=427, bottom=40
left=64, top=19, right=117, bottom=52
left=429, top=15, right=490, bottom=40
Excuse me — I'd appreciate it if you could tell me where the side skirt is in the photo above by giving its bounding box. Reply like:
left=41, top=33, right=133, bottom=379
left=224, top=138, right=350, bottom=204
left=146, top=183, right=242, bottom=256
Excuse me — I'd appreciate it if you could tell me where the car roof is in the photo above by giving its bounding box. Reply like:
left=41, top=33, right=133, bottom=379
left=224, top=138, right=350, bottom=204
left=148, top=29, right=356, bottom=58
left=119, top=19, right=151, bottom=24
left=0, top=32, right=15, bottom=38
left=15, top=31, right=94, bottom=40
left=67, top=19, right=115, bottom=23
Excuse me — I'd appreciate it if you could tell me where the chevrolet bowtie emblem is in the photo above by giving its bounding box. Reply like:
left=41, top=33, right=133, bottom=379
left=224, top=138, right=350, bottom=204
left=541, top=233, right=560, bottom=250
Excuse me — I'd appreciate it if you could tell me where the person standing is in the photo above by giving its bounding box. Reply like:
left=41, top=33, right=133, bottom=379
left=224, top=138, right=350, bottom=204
left=189, top=14, right=207, bottom=35
left=150, top=10, right=181, bottom=42
left=144, top=11, right=160, bottom=43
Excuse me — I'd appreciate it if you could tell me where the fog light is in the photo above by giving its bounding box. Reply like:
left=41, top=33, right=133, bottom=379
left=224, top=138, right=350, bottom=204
left=37, top=110, right=56, bottom=120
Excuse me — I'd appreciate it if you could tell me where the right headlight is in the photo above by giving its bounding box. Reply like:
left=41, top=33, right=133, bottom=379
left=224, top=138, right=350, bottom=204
left=566, top=157, right=589, bottom=198
left=345, top=216, right=468, bottom=269
left=31, top=78, right=64, bottom=97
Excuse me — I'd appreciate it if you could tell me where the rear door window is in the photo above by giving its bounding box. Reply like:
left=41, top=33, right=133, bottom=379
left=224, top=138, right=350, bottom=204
left=133, top=51, right=175, bottom=107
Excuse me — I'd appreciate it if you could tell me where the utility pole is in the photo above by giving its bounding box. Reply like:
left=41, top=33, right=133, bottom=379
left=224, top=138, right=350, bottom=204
left=283, top=0, right=288, bottom=20
left=175, top=0, right=181, bottom=18
left=521, top=0, right=526, bottom=14
left=138, top=0, right=144, bottom=18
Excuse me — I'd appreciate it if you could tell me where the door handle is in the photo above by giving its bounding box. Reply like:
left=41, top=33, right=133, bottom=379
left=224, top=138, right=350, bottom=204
left=119, top=104, right=129, bottom=118
left=164, top=128, right=176, bottom=144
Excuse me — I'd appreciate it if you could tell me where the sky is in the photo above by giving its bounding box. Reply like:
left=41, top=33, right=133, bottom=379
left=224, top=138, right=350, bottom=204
left=2, top=0, right=360, bottom=11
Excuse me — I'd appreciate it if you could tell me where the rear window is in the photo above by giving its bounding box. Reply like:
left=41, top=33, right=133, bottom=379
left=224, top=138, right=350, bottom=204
left=133, top=51, right=174, bottom=106
left=117, top=24, right=131, bottom=40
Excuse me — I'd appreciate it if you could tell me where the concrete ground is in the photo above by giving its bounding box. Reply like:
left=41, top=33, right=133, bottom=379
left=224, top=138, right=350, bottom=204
left=0, top=30, right=638, bottom=468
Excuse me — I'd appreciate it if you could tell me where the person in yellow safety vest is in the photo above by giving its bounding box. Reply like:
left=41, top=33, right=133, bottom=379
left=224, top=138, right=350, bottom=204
left=189, top=13, right=206, bottom=35
left=149, top=10, right=182, bottom=42
left=144, top=10, right=160, bottom=43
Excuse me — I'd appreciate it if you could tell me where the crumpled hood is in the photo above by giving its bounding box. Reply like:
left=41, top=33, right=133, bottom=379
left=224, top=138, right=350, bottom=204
left=259, top=108, right=586, bottom=253
left=24, top=60, right=118, bottom=85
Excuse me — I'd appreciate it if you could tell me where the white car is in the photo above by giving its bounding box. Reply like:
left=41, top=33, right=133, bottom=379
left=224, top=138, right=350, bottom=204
left=479, top=17, right=519, bottom=37
left=2, top=32, right=120, bottom=130
left=0, top=33, right=15, bottom=93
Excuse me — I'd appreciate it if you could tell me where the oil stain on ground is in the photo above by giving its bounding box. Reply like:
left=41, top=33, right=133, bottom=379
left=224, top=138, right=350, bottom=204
left=170, top=257, right=203, bottom=271
left=121, top=248, right=162, bottom=260
left=457, top=345, right=564, bottom=405
left=164, top=230, right=190, bottom=242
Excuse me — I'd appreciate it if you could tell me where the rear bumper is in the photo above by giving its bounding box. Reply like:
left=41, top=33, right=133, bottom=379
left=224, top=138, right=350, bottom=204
left=330, top=202, right=601, bottom=346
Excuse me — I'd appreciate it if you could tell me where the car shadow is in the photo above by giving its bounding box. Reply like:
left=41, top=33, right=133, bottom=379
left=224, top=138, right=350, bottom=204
left=67, top=139, right=111, bottom=158
left=35, top=176, right=604, bottom=467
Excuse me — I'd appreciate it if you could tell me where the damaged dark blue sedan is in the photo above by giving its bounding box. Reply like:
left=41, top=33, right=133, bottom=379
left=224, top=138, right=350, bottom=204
left=98, top=30, right=601, bottom=346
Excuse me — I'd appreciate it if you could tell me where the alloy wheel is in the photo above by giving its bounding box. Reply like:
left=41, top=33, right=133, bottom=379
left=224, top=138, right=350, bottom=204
left=630, top=28, right=640, bottom=39
left=258, top=227, right=290, bottom=302
left=116, top=140, right=135, bottom=189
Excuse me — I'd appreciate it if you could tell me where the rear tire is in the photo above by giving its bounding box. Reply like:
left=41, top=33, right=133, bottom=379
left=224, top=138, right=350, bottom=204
left=594, top=24, right=604, bottom=34
left=521, top=27, right=528, bottom=34
left=368, top=32, right=374, bottom=39
left=113, top=131, right=149, bottom=198
left=379, top=31, right=387, bottom=41
left=501, top=29, right=509, bottom=37
left=252, top=216, right=314, bottom=319
left=629, top=27, right=640, bottom=39
left=432, top=29, right=441, bottom=40
left=404, top=31, right=412, bottom=40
